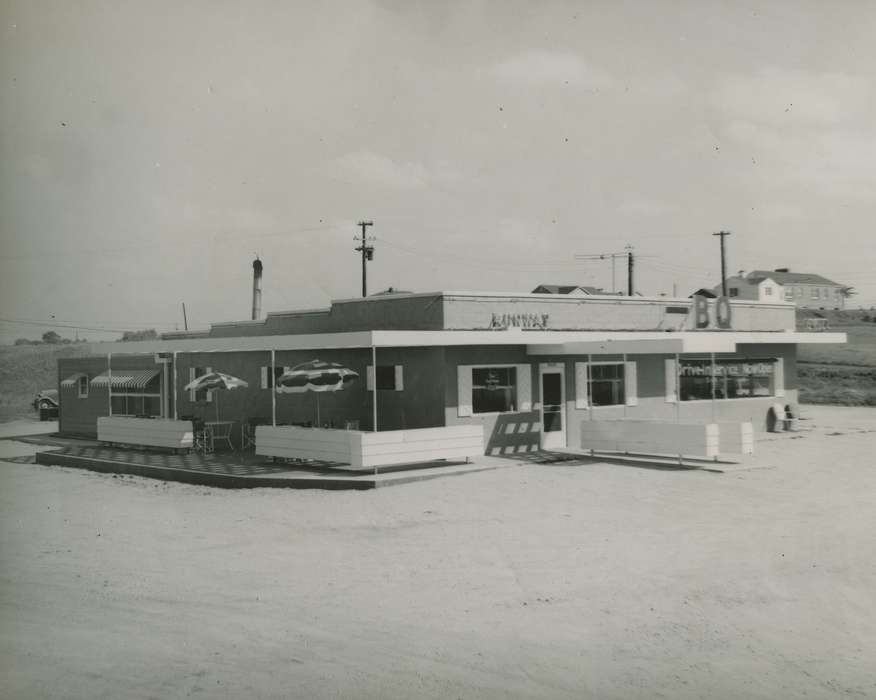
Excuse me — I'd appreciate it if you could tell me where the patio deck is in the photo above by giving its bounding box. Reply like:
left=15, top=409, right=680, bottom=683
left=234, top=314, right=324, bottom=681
left=28, top=440, right=500, bottom=490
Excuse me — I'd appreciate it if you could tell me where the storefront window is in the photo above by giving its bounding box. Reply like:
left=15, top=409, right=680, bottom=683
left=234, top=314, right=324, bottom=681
left=112, top=375, right=162, bottom=417
left=111, top=395, right=161, bottom=417
left=472, top=367, right=517, bottom=414
left=192, top=366, right=210, bottom=402
left=679, top=359, right=775, bottom=401
left=590, top=363, right=625, bottom=406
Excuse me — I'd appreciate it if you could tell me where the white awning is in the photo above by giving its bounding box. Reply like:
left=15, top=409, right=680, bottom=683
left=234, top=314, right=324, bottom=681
left=90, top=368, right=161, bottom=389
left=60, top=373, right=86, bottom=387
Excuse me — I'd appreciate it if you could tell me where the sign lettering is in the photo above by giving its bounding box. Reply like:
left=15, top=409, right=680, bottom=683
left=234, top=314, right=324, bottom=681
left=680, top=361, right=774, bottom=377
left=692, top=295, right=733, bottom=329
left=490, top=312, right=550, bottom=329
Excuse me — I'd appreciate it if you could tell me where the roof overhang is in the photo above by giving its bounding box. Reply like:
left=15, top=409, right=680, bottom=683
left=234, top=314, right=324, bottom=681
left=87, top=330, right=847, bottom=356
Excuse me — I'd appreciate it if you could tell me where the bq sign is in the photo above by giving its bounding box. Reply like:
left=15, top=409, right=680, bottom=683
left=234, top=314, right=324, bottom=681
left=693, top=295, right=733, bottom=329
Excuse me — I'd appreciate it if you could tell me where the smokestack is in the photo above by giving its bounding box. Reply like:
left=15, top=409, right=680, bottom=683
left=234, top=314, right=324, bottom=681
left=251, top=257, right=263, bottom=320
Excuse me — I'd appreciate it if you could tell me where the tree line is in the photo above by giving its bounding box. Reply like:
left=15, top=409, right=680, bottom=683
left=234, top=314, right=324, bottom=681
left=13, top=328, right=158, bottom=345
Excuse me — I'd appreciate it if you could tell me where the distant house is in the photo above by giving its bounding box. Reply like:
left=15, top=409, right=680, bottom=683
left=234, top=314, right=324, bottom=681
left=531, top=284, right=607, bottom=295
left=689, top=288, right=716, bottom=299
left=711, top=268, right=846, bottom=309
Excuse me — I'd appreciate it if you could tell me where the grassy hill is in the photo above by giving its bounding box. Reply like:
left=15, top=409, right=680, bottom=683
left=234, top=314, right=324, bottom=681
left=0, top=344, right=93, bottom=422
left=795, top=312, right=876, bottom=406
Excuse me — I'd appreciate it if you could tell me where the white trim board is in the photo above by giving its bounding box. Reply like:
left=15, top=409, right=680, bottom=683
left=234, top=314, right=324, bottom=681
left=88, top=329, right=847, bottom=356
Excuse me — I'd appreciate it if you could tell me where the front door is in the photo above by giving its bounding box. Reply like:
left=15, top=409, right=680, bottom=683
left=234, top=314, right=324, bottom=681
left=540, top=366, right=566, bottom=450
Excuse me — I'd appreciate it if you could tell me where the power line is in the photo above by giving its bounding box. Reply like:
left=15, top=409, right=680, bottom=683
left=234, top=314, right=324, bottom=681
left=0, top=317, right=177, bottom=333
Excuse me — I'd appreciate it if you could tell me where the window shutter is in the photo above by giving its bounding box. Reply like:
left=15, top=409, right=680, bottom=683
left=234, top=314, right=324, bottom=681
left=205, top=366, right=212, bottom=402
left=366, top=365, right=374, bottom=391
left=188, top=367, right=196, bottom=402
left=394, top=365, right=404, bottom=391
left=625, top=361, right=638, bottom=406
left=516, top=364, right=532, bottom=412
left=665, top=358, right=677, bottom=403
left=575, top=362, right=589, bottom=409
left=775, top=357, right=785, bottom=397
left=260, top=366, right=268, bottom=389
left=457, top=365, right=472, bottom=417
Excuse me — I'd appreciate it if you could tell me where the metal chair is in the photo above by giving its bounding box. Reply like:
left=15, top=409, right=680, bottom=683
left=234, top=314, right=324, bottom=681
left=192, top=418, right=212, bottom=454
left=240, top=419, right=258, bottom=451
left=209, top=422, right=234, bottom=451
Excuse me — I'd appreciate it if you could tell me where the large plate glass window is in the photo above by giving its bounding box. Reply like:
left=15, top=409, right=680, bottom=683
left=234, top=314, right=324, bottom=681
left=472, top=367, right=517, bottom=414
left=679, top=358, right=776, bottom=401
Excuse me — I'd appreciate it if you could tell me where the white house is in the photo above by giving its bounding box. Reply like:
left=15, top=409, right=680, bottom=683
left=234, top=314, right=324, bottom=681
left=713, top=269, right=846, bottom=310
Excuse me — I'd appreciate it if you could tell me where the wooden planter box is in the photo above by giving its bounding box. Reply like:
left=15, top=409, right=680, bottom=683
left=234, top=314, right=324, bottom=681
left=580, top=420, right=720, bottom=459
left=97, top=417, right=194, bottom=450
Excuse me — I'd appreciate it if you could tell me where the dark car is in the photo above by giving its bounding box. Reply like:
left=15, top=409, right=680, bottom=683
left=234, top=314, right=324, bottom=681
left=33, top=389, right=59, bottom=420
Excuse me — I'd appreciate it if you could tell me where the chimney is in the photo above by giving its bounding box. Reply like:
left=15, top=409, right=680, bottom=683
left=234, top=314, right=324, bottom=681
left=774, top=267, right=790, bottom=273
left=251, top=257, right=263, bottom=320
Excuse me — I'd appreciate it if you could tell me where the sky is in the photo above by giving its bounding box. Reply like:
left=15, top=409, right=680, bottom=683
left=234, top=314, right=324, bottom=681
left=2, top=0, right=876, bottom=344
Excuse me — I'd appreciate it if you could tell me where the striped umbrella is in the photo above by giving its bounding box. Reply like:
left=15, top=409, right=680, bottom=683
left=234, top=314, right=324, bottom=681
left=276, top=360, right=359, bottom=425
left=183, top=371, right=249, bottom=422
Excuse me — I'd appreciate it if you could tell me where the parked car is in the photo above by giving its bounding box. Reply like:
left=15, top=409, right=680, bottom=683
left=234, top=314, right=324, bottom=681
left=33, top=389, right=59, bottom=420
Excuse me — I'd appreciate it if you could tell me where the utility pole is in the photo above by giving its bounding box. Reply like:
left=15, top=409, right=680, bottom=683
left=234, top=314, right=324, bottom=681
left=182, top=302, right=188, bottom=331
left=712, top=230, right=731, bottom=296
left=354, top=221, right=375, bottom=297
left=575, top=251, right=628, bottom=294
left=625, top=244, right=634, bottom=296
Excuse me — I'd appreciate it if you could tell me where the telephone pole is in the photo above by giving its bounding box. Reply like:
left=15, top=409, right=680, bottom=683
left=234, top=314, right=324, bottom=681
left=355, top=221, right=374, bottom=297
left=625, top=244, right=634, bottom=296
left=712, top=230, right=731, bottom=296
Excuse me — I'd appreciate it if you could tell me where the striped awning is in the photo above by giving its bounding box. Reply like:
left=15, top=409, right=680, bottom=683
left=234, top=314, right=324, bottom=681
left=60, top=373, right=86, bottom=387
left=90, top=368, right=161, bottom=389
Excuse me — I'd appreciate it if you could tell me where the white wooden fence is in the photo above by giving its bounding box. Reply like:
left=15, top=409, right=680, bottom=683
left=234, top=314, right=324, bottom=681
left=256, top=424, right=484, bottom=468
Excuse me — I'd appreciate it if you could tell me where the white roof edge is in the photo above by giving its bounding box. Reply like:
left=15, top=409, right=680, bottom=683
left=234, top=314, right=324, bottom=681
left=328, top=290, right=794, bottom=307
left=86, top=329, right=845, bottom=355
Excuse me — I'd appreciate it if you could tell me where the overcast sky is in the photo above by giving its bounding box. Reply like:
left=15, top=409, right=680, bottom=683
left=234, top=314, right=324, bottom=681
left=2, top=0, right=875, bottom=343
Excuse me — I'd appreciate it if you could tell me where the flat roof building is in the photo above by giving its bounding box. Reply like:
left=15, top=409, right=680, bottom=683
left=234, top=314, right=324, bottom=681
left=56, top=289, right=845, bottom=457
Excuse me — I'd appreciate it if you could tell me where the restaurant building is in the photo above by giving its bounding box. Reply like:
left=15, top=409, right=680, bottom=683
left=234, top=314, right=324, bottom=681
left=56, top=290, right=845, bottom=456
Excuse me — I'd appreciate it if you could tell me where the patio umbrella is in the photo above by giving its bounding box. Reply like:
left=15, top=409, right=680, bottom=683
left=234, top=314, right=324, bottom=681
left=183, top=371, right=249, bottom=422
left=275, top=359, right=359, bottom=426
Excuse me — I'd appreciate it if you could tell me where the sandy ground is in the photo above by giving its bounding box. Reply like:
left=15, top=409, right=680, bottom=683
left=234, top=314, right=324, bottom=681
left=0, top=419, right=58, bottom=439
left=1, top=407, right=875, bottom=699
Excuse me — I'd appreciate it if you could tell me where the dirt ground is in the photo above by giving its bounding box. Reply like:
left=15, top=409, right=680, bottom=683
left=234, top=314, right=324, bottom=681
left=1, top=407, right=875, bottom=699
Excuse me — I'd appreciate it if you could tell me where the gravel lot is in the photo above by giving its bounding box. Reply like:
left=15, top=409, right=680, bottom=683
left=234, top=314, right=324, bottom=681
left=2, top=406, right=875, bottom=699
